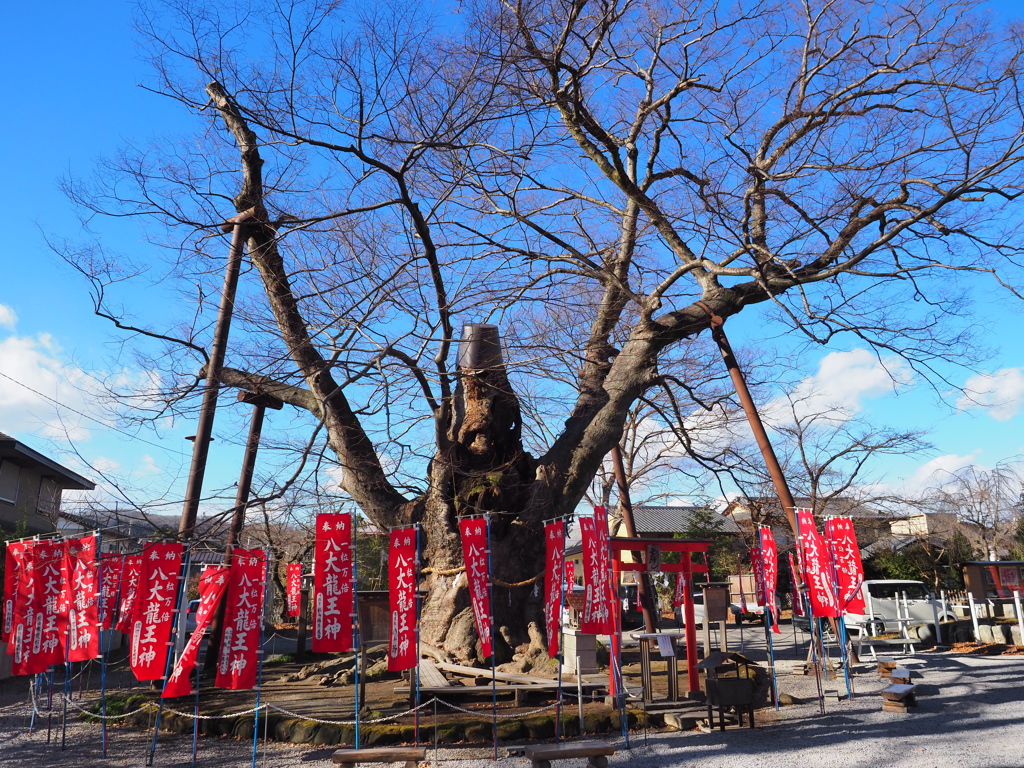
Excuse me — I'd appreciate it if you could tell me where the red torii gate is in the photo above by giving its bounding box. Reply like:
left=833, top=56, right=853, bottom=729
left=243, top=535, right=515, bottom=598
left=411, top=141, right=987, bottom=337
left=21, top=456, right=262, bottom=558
left=609, top=537, right=712, bottom=695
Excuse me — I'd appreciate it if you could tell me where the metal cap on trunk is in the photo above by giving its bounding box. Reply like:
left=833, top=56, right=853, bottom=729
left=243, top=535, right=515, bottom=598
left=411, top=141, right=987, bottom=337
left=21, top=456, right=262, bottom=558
left=457, top=323, right=504, bottom=370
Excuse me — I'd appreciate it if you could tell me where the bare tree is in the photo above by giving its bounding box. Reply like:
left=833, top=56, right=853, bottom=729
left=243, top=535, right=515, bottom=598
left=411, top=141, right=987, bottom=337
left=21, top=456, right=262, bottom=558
left=59, top=0, right=1024, bottom=661
left=926, top=461, right=1024, bottom=559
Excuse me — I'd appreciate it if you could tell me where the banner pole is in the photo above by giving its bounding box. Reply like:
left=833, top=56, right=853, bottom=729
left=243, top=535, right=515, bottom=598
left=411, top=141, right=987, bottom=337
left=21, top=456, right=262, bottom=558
left=414, top=524, right=422, bottom=748
left=824, top=521, right=853, bottom=700
left=486, top=515, right=498, bottom=761
left=61, top=538, right=71, bottom=751
left=757, top=528, right=779, bottom=711
left=148, top=548, right=190, bottom=767
left=252, top=554, right=270, bottom=768
left=99, top=541, right=119, bottom=757
left=192, top=566, right=203, bottom=768
left=352, top=519, right=361, bottom=751
left=555, top=520, right=565, bottom=744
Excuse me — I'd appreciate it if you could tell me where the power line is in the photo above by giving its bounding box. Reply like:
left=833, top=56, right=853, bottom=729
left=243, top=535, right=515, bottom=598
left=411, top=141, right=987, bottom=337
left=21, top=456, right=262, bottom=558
left=0, top=370, right=191, bottom=458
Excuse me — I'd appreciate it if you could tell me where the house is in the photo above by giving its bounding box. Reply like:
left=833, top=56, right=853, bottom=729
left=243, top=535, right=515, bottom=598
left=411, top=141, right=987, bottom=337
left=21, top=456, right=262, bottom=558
left=0, top=431, right=94, bottom=535
left=723, top=495, right=893, bottom=550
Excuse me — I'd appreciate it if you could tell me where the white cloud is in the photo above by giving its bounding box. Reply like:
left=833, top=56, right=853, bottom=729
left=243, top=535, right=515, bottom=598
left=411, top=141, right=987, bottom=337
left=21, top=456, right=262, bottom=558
left=0, top=332, right=97, bottom=441
left=134, top=454, right=162, bottom=476
left=0, top=305, right=17, bottom=329
left=903, top=453, right=981, bottom=494
left=91, top=456, right=122, bottom=474
left=957, top=368, right=1024, bottom=422
left=780, top=348, right=914, bottom=423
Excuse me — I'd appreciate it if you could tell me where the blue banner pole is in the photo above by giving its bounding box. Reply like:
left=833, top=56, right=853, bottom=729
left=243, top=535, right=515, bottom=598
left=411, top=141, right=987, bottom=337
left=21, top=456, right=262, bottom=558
left=555, top=518, right=566, bottom=744
left=148, top=547, right=190, bottom=767
left=352, top=518, right=361, bottom=751
left=486, top=515, right=498, bottom=761
left=414, top=524, right=422, bottom=747
left=252, top=553, right=270, bottom=768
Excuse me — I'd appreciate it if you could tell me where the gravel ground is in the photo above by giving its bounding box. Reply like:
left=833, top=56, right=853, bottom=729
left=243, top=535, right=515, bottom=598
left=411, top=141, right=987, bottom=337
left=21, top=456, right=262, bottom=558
left=0, top=651, right=1021, bottom=767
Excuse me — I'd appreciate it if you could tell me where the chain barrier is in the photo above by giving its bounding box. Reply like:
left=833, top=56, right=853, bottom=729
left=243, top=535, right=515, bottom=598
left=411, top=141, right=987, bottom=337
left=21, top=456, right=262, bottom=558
left=435, top=699, right=560, bottom=719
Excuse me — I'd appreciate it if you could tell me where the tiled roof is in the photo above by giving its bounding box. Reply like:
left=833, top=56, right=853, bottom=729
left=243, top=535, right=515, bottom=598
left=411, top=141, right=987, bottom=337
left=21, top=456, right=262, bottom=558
left=631, top=506, right=742, bottom=534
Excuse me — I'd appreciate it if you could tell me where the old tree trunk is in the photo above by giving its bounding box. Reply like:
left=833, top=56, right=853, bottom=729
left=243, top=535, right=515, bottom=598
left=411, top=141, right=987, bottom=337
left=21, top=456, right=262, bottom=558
left=204, top=83, right=665, bottom=665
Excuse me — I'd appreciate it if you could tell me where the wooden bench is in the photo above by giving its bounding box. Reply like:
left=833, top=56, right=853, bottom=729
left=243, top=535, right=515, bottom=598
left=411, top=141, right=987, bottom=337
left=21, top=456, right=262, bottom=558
left=417, top=659, right=450, bottom=689
left=889, top=668, right=913, bottom=685
left=524, top=741, right=615, bottom=768
left=332, top=747, right=427, bottom=768
left=880, top=683, right=917, bottom=714
left=877, top=656, right=898, bottom=678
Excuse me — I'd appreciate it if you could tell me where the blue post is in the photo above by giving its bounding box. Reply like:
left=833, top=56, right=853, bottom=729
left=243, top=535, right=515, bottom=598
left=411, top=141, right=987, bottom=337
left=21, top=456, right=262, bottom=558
left=252, top=553, right=270, bottom=768
left=148, top=548, right=190, bottom=767
left=758, top=527, right=780, bottom=711
left=352, top=517, right=361, bottom=750
left=555, top=518, right=566, bottom=744
left=414, top=525, right=421, bottom=747
left=486, top=515, right=498, bottom=761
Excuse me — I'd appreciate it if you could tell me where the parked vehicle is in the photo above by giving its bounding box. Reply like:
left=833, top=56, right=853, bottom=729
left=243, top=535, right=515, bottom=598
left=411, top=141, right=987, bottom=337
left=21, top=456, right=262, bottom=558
left=794, top=580, right=958, bottom=635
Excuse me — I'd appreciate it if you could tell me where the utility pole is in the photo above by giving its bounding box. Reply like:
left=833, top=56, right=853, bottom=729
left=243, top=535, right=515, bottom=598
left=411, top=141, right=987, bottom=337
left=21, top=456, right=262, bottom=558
left=609, top=444, right=658, bottom=633
left=177, top=209, right=256, bottom=540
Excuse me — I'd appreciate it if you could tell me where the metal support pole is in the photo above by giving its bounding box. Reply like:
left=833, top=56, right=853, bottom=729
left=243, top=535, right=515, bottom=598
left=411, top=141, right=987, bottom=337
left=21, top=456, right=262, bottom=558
left=177, top=211, right=254, bottom=540
left=698, top=304, right=798, bottom=536
left=610, top=445, right=658, bottom=633
left=205, top=391, right=281, bottom=673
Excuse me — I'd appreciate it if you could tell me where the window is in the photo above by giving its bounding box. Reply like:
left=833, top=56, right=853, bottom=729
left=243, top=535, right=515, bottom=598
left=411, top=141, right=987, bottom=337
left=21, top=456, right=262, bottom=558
left=37, top=478, right=59, bottom=518
left=0, top=461, right=20, bottom=504
left=869, top=582, right=928, bottom=600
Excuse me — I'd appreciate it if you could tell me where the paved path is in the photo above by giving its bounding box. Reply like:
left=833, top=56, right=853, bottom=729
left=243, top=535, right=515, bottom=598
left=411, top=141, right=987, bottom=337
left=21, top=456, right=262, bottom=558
left=0, top=651, right=1020, bottom=767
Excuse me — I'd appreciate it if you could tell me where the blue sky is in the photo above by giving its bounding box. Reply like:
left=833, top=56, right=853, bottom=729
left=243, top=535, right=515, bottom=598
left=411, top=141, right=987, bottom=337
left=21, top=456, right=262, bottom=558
left=3, top=0, right=1024, bottom=518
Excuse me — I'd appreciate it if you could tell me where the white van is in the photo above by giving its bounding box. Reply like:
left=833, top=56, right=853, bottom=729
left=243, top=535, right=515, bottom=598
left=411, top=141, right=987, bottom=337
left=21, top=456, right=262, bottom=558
left=845, top=580, right=957, bottom=635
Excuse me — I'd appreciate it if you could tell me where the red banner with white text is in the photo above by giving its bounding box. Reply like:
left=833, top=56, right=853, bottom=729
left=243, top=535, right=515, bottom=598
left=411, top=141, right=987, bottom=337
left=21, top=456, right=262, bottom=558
left=824, top=517, right=867, bottom=615
left=758, top=527, right=780, bottom=633
left=8, top=542, right=41, bottom=675
left=566, top=560, right=575, bottom=588
left=544, top=520, right=565, bottom=658
left=387, top=528, right=418, bottom=671
left=787, top=553, right=805, bottom=617
left=164, top=565, right=229, bottom=697
left=63, top=535, right=101, bottom=662
left=130, top=543, right=184, bottom=681
left=100, top=554, right=124, bottom=630
left=2, top=541, right=27, bottom=644
left=39, top=540, right=69, bottom=669
left=313, top=513, right=353, bottom=653
left=115, top=555, right=143, bottom=633
left=751, top=546, right=765, bottom=607
left=579, top=515, right=613, bottom=634
left=795, top=509, right=839, bottom=618
left=458, top=517, right=493, bottom=658
left=216, top=549, right=267, bottom=690
left=286, top=563, right=303, bottom=618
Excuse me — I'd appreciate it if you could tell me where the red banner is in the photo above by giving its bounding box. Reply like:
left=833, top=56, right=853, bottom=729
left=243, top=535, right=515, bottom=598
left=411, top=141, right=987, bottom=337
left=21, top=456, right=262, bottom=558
left=579, top=515, right=613, bottom=634
left=566, top=560, right=575, bottom=588
left=63, top=536, right=101, bottom=662
left=387, top=528, right=418, bottom=671
left=2, top=541, right=27, bottom=644
left=39, top=540, right=69, bottom=669
left=673, top=567, right=686, bottom=608
left=285, top=563, right=303, bottom=618
left=130, top=543, right=184, bottom=681
left=216, top=549, right=267, bottom=690
left=8, top=542, right=41, bottom=675
left=115, top=555, right=144, bottom=633
left=100, top=554, right=124, bottom=630
left=795, top=509, right=839, bottom=618
left=759, top=527, right=780, bottom=633
left=787, top=552, right=805, bottom=617
left=164, top=565, right=229, bottom=697
left=458, top=517, right=493, bottom=658
left=825, top=517, right=867, bottom=614
left=313, top=513, right=353, bottom=653
left=543, top=520, right=565, bottom=659
left=750, top=546, right=765, bottom=607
